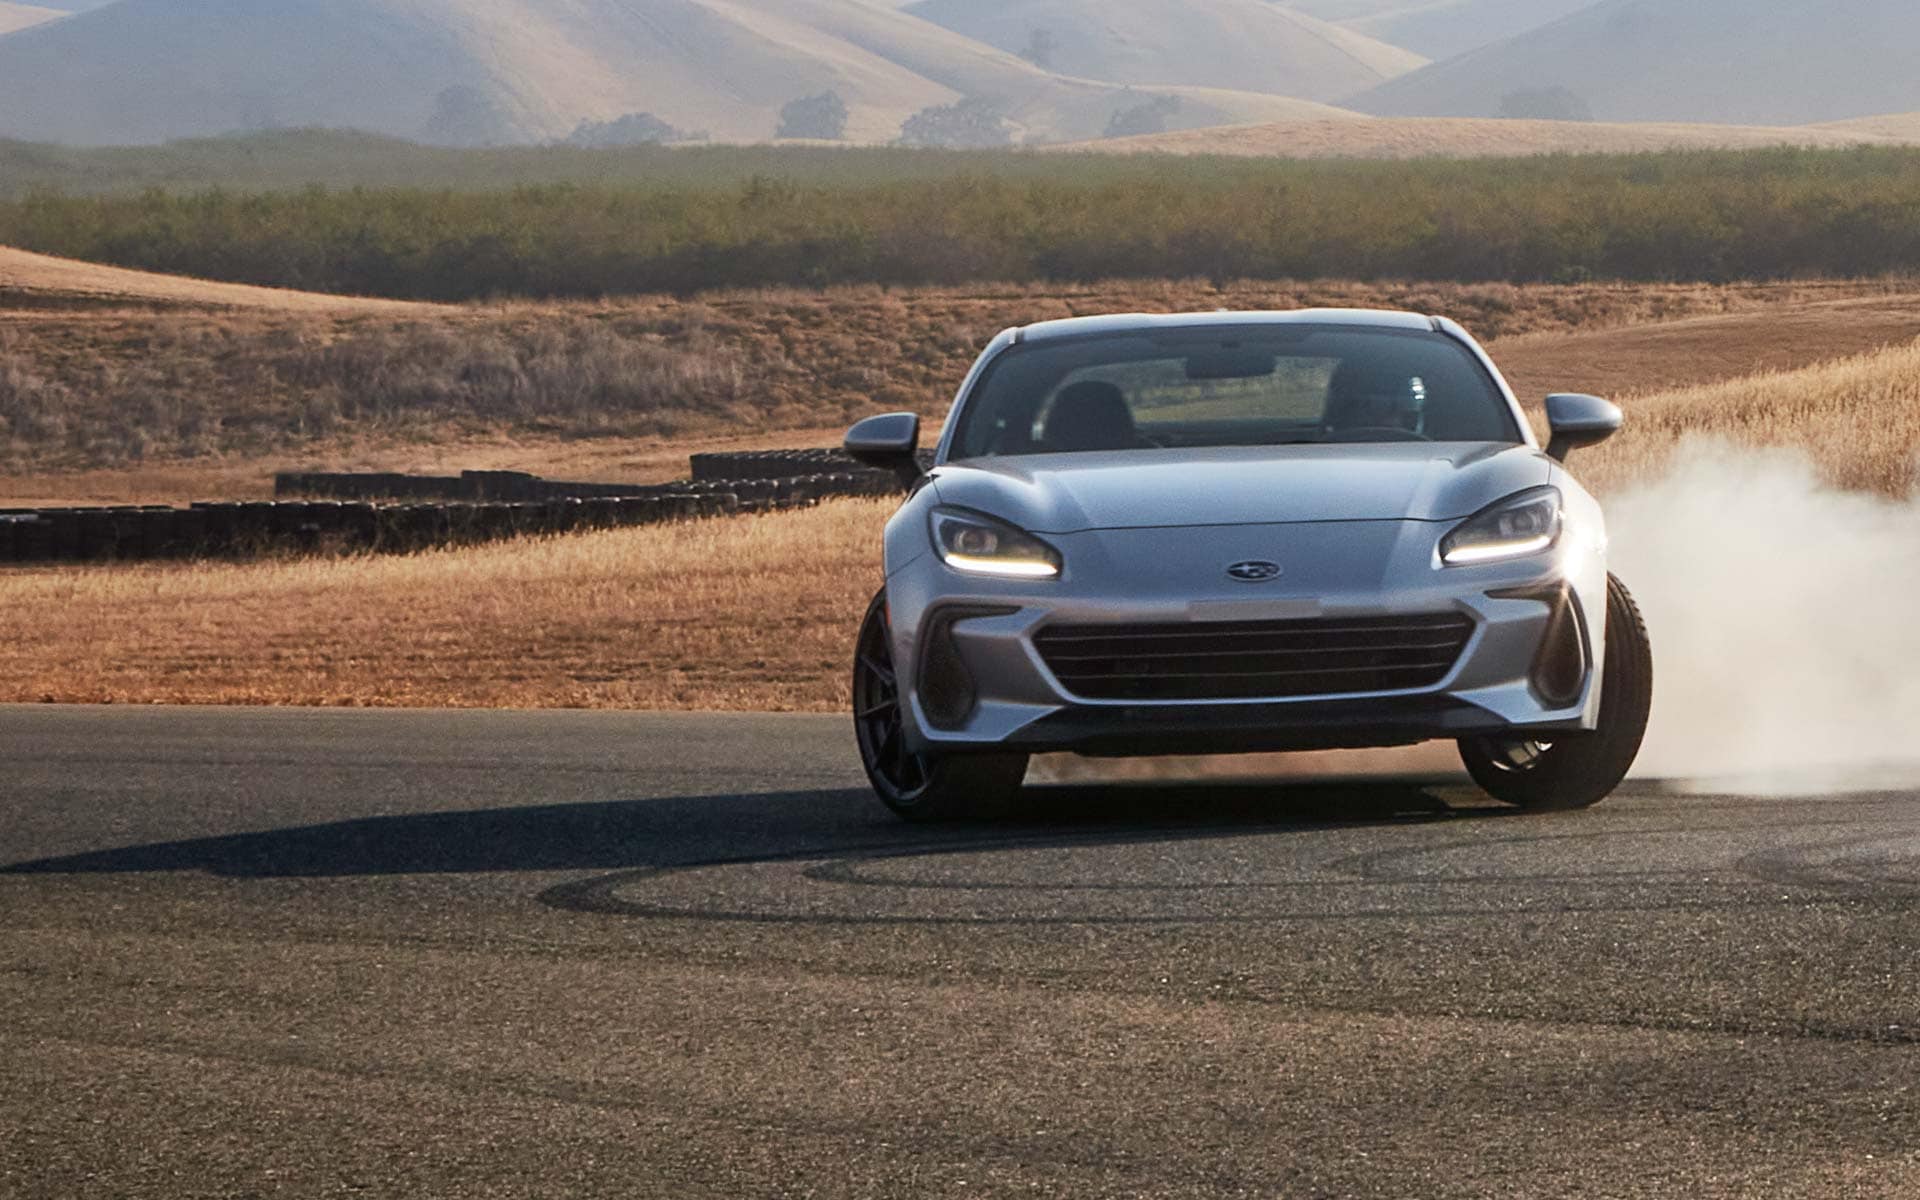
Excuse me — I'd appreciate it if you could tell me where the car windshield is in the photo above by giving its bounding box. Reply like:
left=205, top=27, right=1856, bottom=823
left=950, top=325, right=1522, bottom=459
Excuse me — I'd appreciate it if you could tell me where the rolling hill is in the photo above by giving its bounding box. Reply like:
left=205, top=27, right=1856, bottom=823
left=0, top=245, right=436, bottom=313
left=0, top=0, right=1353, bottom=148
left=1278, top=0, right=1404, bottom=16
left=1062, top=115, right=1920, bottom=159
left=1350, top=0, right=1920, bottom=125
left=0, top=2, right=60, bottom=33
left=1816, top=112, right=1920, bottom=140
left=903, top=0, right=1424, bottom=102
left=1317, top=0, right=1598, bottom=60
left=747, top=0, right=1356, bottom=140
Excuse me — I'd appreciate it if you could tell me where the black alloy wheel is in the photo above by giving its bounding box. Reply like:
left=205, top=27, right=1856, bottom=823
left=1459, top=574, right=1654, bottom=811
left=851, top=589, right=1028, bottom=822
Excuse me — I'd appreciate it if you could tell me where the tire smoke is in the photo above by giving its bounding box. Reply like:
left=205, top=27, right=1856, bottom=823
left=1607, top=439, right=1920, bottom=794
left=1042, top=439, right=1920, bottom=797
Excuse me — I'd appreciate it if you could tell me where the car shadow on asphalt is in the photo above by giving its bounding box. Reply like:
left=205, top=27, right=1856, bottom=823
left=2, top=777, right=1518, bottom=880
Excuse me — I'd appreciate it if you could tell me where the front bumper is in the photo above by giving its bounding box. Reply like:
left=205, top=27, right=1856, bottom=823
left=884, top=520, right=1610, bottom=758
left=1004, top=694, right=1538, bottom=757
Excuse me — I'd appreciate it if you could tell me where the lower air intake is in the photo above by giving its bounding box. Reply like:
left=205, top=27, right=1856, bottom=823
left=1034, top=613, right=1475, bottom=702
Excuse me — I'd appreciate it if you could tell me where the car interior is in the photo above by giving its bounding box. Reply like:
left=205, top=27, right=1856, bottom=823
left=954, top=328, right=1524, bottom=459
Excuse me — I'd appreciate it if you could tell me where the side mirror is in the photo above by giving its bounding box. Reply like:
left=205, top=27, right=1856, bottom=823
left=844, top=412, right=923, bottom=491
left=1543, top=393, right=1622, bottom=462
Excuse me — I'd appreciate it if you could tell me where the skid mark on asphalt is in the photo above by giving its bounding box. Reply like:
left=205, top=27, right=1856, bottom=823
left=542, top=800, right=1920, bottom=926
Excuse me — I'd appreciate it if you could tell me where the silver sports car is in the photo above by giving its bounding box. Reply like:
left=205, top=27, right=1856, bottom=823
left=844, top=310, right=1652, bottom=821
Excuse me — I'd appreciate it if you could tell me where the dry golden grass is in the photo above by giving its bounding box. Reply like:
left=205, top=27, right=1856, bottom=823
left=1058, top=116, right=1920, bottom=160
left=5, top=271, right=1911, bottom=499
left=1816, top=112, right=1920, bottom=139
left=6, top=262, right=1920, bottom=714
left=0, top=245, right=438, bottom=314
left=0, top=499, right=892, bottom=711
left=6, top=335, right=1918, bottom=713
left=1578, top=341, right=1920, bottom=497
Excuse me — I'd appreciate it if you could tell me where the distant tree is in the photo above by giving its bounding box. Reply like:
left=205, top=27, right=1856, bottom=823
left=1104, top=94, right=1182, bottom=139
left=1019, top=27, right=1059, bottom=70
left=567, top=112, right=688, bottom=147
left=423, top=85, right=514, bottom=147
left=777, top=92, right=850, bottom=141
left=898, top=96, right=1012, bottom=149
left=1497, top=86, right=1593, bottom=122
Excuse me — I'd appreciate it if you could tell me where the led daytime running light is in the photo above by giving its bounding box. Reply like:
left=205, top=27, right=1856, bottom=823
left=930, top=508, right=1062, bottom=579
left=1443, top=535, right=1557, bottom=565
left=1441, top=487, right=1563, bottom=567
left=942, top=554, right=1060, bottom=578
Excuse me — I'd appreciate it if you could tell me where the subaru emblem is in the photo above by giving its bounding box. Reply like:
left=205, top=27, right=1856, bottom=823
left=1227, top=560, right=1283, bottom=583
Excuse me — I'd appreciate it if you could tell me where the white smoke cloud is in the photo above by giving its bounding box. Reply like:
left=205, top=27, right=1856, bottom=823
left=1608, top=439, right=1920, bottom=794
left=1037, top=439, right=1920, bottom=798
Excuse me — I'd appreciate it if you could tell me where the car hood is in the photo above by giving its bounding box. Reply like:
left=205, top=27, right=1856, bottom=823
left=929, top=444, right=1552, bottom=533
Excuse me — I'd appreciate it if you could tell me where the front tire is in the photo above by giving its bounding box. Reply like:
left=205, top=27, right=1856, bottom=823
left=853, top=589, right=1029, bottom=822
left=1459, top=574, right=1653, bottom=812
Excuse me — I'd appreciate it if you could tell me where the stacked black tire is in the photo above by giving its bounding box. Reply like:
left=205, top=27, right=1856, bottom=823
left=2, top=457, right=902, bottom=566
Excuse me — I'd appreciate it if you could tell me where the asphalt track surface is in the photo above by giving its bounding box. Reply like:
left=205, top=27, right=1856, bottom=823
left=3, top=706, right=1917, bottom=1198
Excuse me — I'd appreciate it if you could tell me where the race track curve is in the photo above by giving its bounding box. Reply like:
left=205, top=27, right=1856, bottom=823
left=3, top=706, right=1916, bottom=1197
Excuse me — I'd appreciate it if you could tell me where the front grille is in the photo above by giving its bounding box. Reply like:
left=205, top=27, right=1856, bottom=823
left=1033, top=613, right=1476, bottom=702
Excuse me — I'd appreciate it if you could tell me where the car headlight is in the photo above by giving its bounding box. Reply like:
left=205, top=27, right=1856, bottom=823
left=1441, top=487, right=1563, bottom=566
left=930, top=508, right=1061, bottom=579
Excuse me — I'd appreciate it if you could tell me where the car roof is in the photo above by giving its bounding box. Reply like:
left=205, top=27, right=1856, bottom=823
left=1015, top=308, right=1439, bottom=343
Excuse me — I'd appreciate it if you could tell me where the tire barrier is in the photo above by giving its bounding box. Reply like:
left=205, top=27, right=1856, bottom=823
left=275, top=468, right=859, bottom=504
left=687, top=448, right=935, bottom=483
left=0, top=470, right=889, bottom=566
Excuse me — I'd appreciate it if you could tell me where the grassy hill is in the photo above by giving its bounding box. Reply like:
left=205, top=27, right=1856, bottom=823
left=0, top=0, right=1347, bottom=148
left=903, top=0, right=1423, bottom=101
left=1315, top=0, right=1597, bottom=60
left=0, top=1, right=59, bottom=32
left=0, top=244, right=435, bottom=313
left=1818, top=112, right=1920, bottom=140
left=2, top=267, right=1898, bottom=484
left=1350, top=0, right=1920, bottom=125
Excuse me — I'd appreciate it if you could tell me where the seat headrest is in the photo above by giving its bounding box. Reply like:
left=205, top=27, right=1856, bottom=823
left=1326, top=360, right=1419, bottom=430
left=1041, top=381, right=1137, bottom=452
